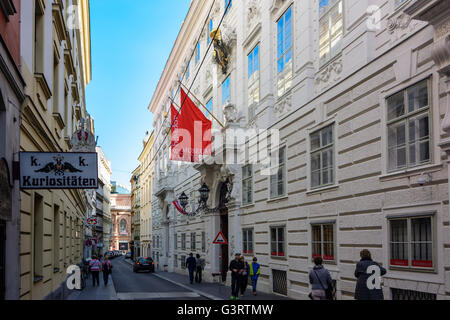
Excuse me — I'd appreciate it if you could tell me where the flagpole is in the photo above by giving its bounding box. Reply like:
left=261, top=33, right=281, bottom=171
left=178, top=80, right=225, bottom=128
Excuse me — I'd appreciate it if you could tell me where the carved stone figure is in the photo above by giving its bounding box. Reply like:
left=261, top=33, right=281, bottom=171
left=210, top=28, right=231, bottom=74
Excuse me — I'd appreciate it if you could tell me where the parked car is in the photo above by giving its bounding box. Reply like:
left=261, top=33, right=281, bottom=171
left=106, top=251, right=114, bottom=259
left=125, top=252, right=132, bottom=259
left=133, top=257, right=155, bottom=273
left=114, top=250, right=120, bottom=257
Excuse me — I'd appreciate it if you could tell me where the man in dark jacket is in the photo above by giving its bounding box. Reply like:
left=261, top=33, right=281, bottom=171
left=354, top=249, right=387, bottom=300
left=229, top=253, right=244, bottom=300
left=186, top=253, right=197, bottom=284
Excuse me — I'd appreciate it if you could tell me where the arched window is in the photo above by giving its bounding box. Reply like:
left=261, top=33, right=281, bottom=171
left=120, top=219, right=127, bottom=234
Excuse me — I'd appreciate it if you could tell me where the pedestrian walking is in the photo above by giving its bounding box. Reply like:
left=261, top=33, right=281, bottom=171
left=308, top=256, right=334, bottom=300
left=249, top=257, right=260, bottom=296
left=185, top=253, right=197, bottom=284
left=229, top=253, right=244, bottom=300
left=102, top=255, right=113, bottom=286
left=195, top=254, right=205, bottom=284
left=239, top=256, right=249, bottom=296
left=354, top=249, right=387, bottom=300
left=89, top=256, right=102, bottom=287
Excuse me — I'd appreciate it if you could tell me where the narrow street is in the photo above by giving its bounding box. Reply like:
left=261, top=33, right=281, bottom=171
left=111, top=257, right=207, bottom=300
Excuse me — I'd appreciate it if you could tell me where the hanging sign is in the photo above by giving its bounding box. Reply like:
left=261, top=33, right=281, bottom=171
left=86, top=217, right=98, bottom=226
left=213, top=231, right=228, bottom=245
left=20, top=152, right=98, bottom=190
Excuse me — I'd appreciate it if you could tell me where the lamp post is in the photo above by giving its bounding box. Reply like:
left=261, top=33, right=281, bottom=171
left=177, top=180, right=232, bottom=216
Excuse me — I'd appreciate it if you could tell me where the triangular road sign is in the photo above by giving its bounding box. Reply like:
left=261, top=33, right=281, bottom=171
left=213, top=231, right=228, bottom=245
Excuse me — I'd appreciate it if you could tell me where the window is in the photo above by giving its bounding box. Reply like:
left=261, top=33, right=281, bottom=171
left=271, top=226, right=285, bottom=257
left=202, top=232, right=206, bottom=252
left=277, top=7, right=293, bottom=97
left=312, top=223, right=335, bottom=262
left=394, top=0, right=408, bottom=8
left=174, top=254, right=178, bottom=268
left=120, top=219, right=127, bottom=234
left=387, top=80, right=431, bottom=172
left=34, top=193, right=44, bottom=281
left=181, top=255, right=186, bottom=269
left=242, top=229, right=254, bottom=255
left=389, top=216, right=434, bottom=270
left=310, top=125, right=335, bottom=189
left=53, top=205, right=60, bottom=271
left=225, top=0, right=232, bottom=14
left=52, top=53, right=60, bottom=113
left=205, top=98, right=213, bottom=120
left=191, top=232, right=196, bottom=250
left=174, top=233, right=178, bottom=250
left=270, top=146, right=287, bottom=199
left=181, top=233, right=186, bottom=250
left=207, top=19, right=213, bottom=45
left=34, top=0, right=44, bottom=73
left=195, top=42, right=201, bottom=65
left=242, top=164, right=253, bottom=205
left=319, top=0, right=343, bottom=66
left=248, top=44, right=260, bottom=118
left=185, top=61, right=190, bottom=80
left=222, top=76, right=230, bottom=105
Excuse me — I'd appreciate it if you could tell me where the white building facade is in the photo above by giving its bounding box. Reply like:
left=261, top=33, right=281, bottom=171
left=149, top=0, right=450, bottom=300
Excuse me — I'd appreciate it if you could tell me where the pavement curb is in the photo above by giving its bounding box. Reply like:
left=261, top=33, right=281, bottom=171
left=152, top=273, right=224, bottom=301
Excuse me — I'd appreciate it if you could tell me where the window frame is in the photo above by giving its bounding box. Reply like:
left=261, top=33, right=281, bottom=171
left=242, top=228, right=254, bottom=256
left=269, top=145, right=288, bottom=200
left=222, top=75, right=230, bottom=106
left=181, top=233, right=186, bottom=251
left=242, top=164, right=254, bottom=206
left=191, top=232, right=196, bottom=251
left=270, top=225, right=286, bottom=258
left=386, top=79, right=432, bottom=173
left=276, top=5, right=293, bottom=97
left=309, top=124, right=336, bottom=190
left=388, top=214, right=436, bottom=272
left=248, top=43, right=260, bottom=118
left=319, top=0, right=344, bottom=67
left=311, top=222, right=337, bottom=263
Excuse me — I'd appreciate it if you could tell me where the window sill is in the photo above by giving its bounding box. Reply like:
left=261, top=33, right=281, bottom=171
left=379, top=163, right=442, bottom=181
left=270, top=256, right=287, bottom=261
left=306, top=184, right=339, bottom=195
left=388, top=266, right=437, bottom=274
left=33, top=276, right=44, bottom=284
left=267, top=195, right=288, bottom=203
left=240, top=203, right=255, bottom=209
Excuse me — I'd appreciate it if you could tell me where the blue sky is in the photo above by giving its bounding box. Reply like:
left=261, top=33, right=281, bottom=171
left=86, top=0, right=191, bottom=188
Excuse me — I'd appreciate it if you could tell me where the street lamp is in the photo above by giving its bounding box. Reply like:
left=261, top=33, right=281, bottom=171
left=176, top=179, right=232, bottom=216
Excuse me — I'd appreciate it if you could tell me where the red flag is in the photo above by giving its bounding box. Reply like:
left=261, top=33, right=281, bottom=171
left=171, top=88, right=212, bottom=162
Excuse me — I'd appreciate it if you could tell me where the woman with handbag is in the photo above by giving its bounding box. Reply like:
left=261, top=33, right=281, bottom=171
left=309, top=256, right=334, bottom=300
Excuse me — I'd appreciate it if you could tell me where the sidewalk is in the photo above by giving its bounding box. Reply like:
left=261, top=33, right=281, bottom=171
left=154, top=271, right=292, bottom=300
left=124, top=259, right=291, bottom=301
left=67, top=274, right=118, bottom=300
